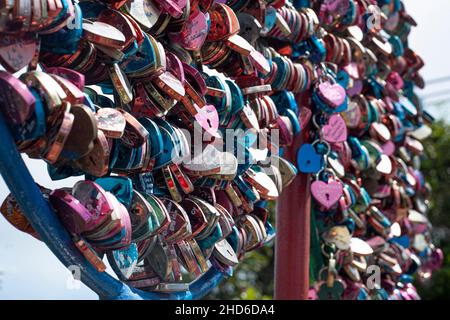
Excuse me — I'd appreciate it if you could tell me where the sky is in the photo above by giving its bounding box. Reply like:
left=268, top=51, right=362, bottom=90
left=1, top=0, right=450, bottom=300
left=406, top=0, right=450, bottom=121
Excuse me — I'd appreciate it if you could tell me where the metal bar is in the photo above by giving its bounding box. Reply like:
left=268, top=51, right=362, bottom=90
left=274, top=128, right=311, bottom=300
left=0, top=112, right=224, bottom=300
left=0, top=112, right=122, bottom=299
left=110, top=267, right=225, bottom=300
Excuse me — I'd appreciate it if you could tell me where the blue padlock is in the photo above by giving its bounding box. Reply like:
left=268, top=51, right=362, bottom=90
left=390, top=235, right=411, bottom=248
left=122, top=40, right=139, bottom=60
left=154, top=126, right=176, bottom=169
left=297, top=143, right=323, bottom=173
left=96, top=94, right=115, bottom=109
left=280, top=108, right=301, bottom=135
left=225, top=79, right=245, bottom=114
left=107, top=243, right=139, bottom=281
left=341, top=218, right=356, bottom=234
left=366, top=76, right=384, bottom=98
left=265, top=220, right=276, bottom=243
left=197, top=224, right=223, bottom=255
left=96, top=176, right=133, bottom=209
left=78, top=0, right=107, bottom=18
left=121, top=34, right=156, bottom=74
left=132, top=172, right=154, bottom=195
left=236, top=145, right=255, bottom=175
left=271, top=57, right=288, bottom=90
left=336, top=70, right=350, bottom=89
left=41, top=1, right=83, bottom=54
left=341, top=0, right=356, bottom=26
left=113, top=140, right=137, bottom=171
left=48, top=163, right=84, bottom=181
left=154, top=118, right=183, bottom=163
left=130, top=145, right=144, bottom=170
left=11, top=88, right=46, bottom=141
left=226, top=226, right=240, bottom=253
left=307, top=36, right=327, bottom=64
left=264, top=6, right=277, bottom=32
left=138, top=117, right=163, bottom=159
left=399, top=96, right=418, bottom=117
left=234, top=175, right=258, bottom=202
left=271, top=90, right=298, bottom=113
left=357, top=287, right=370, bottom=300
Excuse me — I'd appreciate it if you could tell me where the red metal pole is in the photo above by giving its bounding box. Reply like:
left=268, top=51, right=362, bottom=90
left=274, top=129, right=311, bottom=300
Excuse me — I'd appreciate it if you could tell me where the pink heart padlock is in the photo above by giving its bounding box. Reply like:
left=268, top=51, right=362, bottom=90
left=318, top=81, right=346, bottom=108
left=405, top=284, right=420, bottom=300
left=322, top=114, right=347, bottom=143
left=387, top=71, right=404, bottom=91
left=311, top=180, right=343, bottom=209
left=194, top=104, right=220, bottom=138
left=322, top=0, right=348, bottom=14
left=343, top=62, right=360, bottom=79
left=153, top=0, right=185, bottom=18
left=169, top=9, right=208, bottom=51
left=308, top=288, right=318, bottom=300
left=382, top=141, right=396, bottom=156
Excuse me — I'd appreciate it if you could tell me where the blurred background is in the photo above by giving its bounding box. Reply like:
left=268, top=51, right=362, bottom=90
left=1, top=0, right=450, bottom=299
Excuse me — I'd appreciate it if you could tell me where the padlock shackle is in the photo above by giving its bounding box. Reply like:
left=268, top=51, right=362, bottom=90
left=0, top=113, right=224, bottom=300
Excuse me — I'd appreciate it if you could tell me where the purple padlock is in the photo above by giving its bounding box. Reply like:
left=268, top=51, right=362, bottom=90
left=0, top=71, right=35, bottom=124
left=45, top=67, right=85, bottom=91
left=72, top=181, right=114, bottom=231
left=168, top=9, right=208, bottom=51
left=49, top=189, right=93, bottom=234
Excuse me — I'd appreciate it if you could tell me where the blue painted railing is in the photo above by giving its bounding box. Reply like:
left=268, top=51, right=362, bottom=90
left=0, top=112, right=225, bottom=300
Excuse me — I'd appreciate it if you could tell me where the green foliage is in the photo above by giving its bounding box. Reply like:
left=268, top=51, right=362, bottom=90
left=207, top=245, right=274, bottom=300
left=415, top=242, right=450, bottom=299
left=419, top=120, right=450, bottom=228
left=209, top=121, right=450, bottom=300
left=414, top=120, right=450, bottom=299
left=207, top=202, right=276, bottom=300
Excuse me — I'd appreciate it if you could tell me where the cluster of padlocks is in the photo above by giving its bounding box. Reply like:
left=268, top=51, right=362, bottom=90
left=0, top=0, right=443, bottom=299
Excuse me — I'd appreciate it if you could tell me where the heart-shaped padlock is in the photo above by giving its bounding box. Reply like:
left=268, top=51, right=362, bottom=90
left=297, top=143, right=323, bottom=173
left=322, top=114, right=348, bottom=143
left=318, top=81, right=347, bottom=108
left=311, top=179, right=343, bottom=210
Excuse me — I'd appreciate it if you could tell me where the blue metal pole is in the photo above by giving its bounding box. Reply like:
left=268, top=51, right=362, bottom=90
left=0, top=112, right=224, bottom=300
